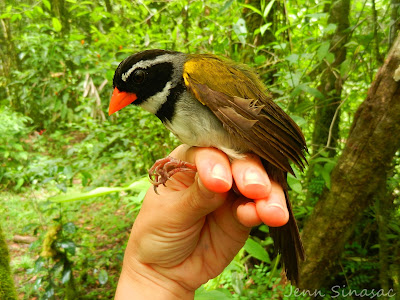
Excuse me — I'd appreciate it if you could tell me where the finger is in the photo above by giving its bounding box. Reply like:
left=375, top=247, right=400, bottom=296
left=231, top=154, right=271, bottom=199
left=254, top=181, right=289, bottom=227
left=168, top=146, right=233, bottom=221
left=194, top=148, right=233, bottom=194
left=234, top=199, right=262, bottom=227
left=172, top=146, right=233, bottom=194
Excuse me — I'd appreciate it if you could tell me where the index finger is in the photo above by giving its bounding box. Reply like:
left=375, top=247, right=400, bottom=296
left=171, top=145, right=233, bottom=194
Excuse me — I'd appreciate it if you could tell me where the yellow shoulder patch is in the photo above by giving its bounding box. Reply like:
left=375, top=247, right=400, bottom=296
left=183, top=60, right=206, bottom=105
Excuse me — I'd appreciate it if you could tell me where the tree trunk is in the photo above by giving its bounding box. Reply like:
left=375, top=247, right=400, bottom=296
left=298, top=34, right=400, bottom=289
left=0, top=225, right=18, bottom=300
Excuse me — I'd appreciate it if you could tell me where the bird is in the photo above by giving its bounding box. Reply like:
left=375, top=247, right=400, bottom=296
left=108, top=49, right=307, bottom=284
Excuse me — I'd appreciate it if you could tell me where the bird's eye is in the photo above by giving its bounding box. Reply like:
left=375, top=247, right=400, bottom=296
left=132, top=69, right=146, bottom=84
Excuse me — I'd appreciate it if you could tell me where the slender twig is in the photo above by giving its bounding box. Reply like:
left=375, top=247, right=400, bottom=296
left=326, top=96, right=347, bottom=149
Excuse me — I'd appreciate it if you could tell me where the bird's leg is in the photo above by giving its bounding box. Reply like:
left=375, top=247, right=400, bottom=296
left=148, top=156, right=197, bottom=194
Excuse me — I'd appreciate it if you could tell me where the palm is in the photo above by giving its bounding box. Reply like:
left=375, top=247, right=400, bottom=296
left=131, top=171, right=251, bottom=289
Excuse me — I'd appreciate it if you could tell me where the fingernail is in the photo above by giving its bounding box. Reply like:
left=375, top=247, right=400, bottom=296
left=244, top=168, right=266, bottom=186
left=211, top=163, right=230, bottom=184
left=265, top=203, right=289, bottom=223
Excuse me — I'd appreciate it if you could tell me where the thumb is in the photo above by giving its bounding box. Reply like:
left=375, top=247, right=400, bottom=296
left=169, top=147, right=233, bottom=223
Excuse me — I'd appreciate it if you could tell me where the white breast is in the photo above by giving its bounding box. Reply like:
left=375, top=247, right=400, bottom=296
left=164, top=92, right=247, bottom=160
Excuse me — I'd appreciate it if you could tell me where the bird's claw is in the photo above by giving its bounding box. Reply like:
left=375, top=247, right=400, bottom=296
left=148, top=156, right=197, bottom=194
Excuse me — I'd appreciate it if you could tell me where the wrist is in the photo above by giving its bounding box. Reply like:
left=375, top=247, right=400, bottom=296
left=115, top=256, right=195, bottom=300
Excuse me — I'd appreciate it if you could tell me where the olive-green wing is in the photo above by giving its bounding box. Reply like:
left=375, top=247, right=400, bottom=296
left=183, top=55, right=307, bottom=173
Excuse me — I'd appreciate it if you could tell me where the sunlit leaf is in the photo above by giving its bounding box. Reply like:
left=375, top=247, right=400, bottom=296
left=52, top=17, right=62, bottom=32
left=49, top=177, right=150, bottom=203
left=244, top=238, right=270, bottom=263
left=287, top=173, right=303, bottom=193
left=195, top=288, right=233, bottom=299
left=240, top=3, right=262, bottom=15
left=263, top=0, right=276, bottom=18
left=233, top=18, right=247, bottom=44
left=43, top=0, right=51, bottom=10
left=63, top=222, right=76, bottom=234
left=61, top=268, right=71, bottom=284
left=324, top=23, right=337, bottom=34
left=57, top=240, right=76, bottom=255
left=98, top=269, right=108, bottom=285
left=260, top=23, right=271, bottom=35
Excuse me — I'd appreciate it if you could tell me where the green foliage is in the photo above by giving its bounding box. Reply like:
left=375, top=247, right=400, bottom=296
left=1, top=187, right=144, bottom=299
left=0, top=108, right=32, bottom=190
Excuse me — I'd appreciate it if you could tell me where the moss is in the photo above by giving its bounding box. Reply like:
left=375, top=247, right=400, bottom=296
left=0, top=224, right=17, bottom=300
left=40, top=225, right=61, bottom=258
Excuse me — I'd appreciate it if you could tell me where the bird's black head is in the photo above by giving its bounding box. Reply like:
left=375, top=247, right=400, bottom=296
left=109, top=49, right=185, bottom=115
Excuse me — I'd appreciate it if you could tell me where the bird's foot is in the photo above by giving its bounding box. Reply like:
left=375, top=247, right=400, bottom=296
left=148, top=156, right=197, bottom=194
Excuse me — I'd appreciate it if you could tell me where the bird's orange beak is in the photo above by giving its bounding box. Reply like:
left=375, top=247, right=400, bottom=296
left=108, top=88, right=137, bottom=116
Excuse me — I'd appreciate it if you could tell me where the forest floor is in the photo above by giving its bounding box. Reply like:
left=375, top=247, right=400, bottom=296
left=1, top=188, right=133, bottom=299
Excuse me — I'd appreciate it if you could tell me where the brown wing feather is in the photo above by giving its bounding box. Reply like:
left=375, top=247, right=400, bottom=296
left=183, top=55, right=307, bottom=172
left=183, top=55, right=307, bottom=284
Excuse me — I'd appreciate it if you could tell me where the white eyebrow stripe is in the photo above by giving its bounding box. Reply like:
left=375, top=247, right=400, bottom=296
left=121, top=54, right=176, bottom=82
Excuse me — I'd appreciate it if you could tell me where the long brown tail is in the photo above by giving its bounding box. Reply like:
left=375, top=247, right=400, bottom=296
left=263, top=160, right=305, bottom=285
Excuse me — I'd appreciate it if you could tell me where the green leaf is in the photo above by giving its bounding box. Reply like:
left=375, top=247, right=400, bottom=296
left=317, top=41, right=330, bottom=61
left=11, top=14, right=22, bottom=22
left=326, top=52, right=335, bottom=64
left=63, top=165, right=73, bottom=179
left=287, top=173, right=303, bottom=194
left=254, top=55, right=266, bottom=65
left=231, top=271, right=244, bottom=295
left=286, top=54, right=299, bottom=64
left=195, top=287, right=232, bottom=300
left=15, top=178, right=24, bottom=190
left=49, top=177, right=150, bottom=203
left=290, top=115, right=307, bottom=127
left=258, top=225, right=269, bottom=233
left=63, top=222, right=76, bottom=234
left=340, top=59, right=351, bottom=77
left=324, top=23, right=337, bottom=34
left=52, top=17, right=62, bottom=32
left=295, top=83, right=325, bottom=99
left=61, top=268, right=71, bottom=284
left=98, top=269, right=108, bottom=285
left=244, top=238, right=270, bottom=263
left=43, top=0, right=51, bottom=10
left=45, top=285, right=55, bottom=298
left=219, top=0, right=234, bottom=13
left=35, top=6, right=44, bottom=15
left=305, top=13, right=327, bottom=20
left=233, top=18, right=247, bottom=44
left=240, top=3, right=262, bottom=16
left=322, top=162, right=335, bottom=189
left=263, top=0, right=275, bottom=18
left=259, top=23, right=271, bottom=35
left=58, top=240, right=76, bottom=255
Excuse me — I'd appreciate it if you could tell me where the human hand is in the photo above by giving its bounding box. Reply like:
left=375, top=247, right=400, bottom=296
left=115, top=145, right=288, bottom=299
